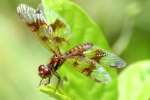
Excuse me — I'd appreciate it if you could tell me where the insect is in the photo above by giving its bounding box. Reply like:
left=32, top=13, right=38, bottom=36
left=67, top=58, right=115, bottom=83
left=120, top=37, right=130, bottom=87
left=17, top=4, right=126, bottom=86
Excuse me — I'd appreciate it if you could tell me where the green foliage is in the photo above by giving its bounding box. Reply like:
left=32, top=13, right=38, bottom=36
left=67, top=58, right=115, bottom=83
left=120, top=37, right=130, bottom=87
left=119, top=60, right=150, bottom=100
left=0, top=0, right=150, bottom=100
left=42, top=0, right=109, bottom=49
left=39, top=0, right=118, bottom=100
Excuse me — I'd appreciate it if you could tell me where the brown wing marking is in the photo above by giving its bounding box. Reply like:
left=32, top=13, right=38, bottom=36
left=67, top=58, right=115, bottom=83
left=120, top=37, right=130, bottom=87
left=81, top=65, right=96, bottom=76
left=50, top=19, right=65, bottom=32
left=50, top=19, right=67, bottom=44
left=90, top=49, right=107, bottom=62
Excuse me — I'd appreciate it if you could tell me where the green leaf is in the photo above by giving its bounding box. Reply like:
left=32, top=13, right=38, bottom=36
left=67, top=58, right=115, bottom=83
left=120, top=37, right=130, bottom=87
left=42, top=0, right=109, bottom=49
left=119, top=60, right=150, bottom=100
left=39, top=0, right=118, bottom=100
left=39, top=85, right=70, bottom=100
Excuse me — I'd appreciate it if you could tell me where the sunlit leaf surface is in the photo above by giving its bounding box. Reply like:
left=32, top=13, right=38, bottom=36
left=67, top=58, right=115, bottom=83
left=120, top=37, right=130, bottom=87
left=39, top=0, right=118, bottom=99
left=119, top=60, right=150, bottom=100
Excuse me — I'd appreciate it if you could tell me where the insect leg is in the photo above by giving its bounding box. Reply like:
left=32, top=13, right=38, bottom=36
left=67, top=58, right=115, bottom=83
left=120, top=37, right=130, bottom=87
left=47, top=76, right=51, bottom=85
left=39, top=78, right=44, bottom=86
left=54, top=72, right=61, bottom=92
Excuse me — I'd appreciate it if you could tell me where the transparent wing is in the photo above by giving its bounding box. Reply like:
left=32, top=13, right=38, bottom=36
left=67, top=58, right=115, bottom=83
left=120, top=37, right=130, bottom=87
left=84, top=48, right=126, bottom=68
left=65, top=57, right=112, bottom=84
left=17, top=4, right=71, bottom=53
left=17, top=4, right=55, bottom=52
left=62, top=44, right=126, bottom=83
left=90, top=64, right=112, bottom=84
left=17, top=4, right=36, bottom=23
left=17, top=4, right=47, bottom=25
left=99, top=50, right=126, bottom=68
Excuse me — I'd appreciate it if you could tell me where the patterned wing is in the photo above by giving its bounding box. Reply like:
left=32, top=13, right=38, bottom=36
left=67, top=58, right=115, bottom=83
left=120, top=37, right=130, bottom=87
left=90, top=63, right=112, bottom=83
left=17, top=4, right=47, bottom=31
left=63, top=43, right=112, bottom=83
left=17, top=4, right=71, bottom=53
left=17, top=4, right=54, bottom=51
left=65, top=57, right=112, bottom=84
left=84, top=48, right=126, bottom=68
left=63, top=43, right=126, bottom=83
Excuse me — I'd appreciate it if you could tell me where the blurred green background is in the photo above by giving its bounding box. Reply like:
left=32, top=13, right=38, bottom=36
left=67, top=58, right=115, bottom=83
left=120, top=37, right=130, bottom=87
left=0, top=0, right=150, bottom=100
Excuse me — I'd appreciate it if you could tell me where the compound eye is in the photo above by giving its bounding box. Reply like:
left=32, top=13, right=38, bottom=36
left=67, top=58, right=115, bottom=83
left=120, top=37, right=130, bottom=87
left=38, top=65, right=50, bottom=78
left=38, top=65, right=46, bottom=71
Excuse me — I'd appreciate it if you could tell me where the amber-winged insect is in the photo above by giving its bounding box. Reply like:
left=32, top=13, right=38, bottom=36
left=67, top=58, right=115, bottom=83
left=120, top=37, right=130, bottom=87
left=17, top=4, right=126, bottom=86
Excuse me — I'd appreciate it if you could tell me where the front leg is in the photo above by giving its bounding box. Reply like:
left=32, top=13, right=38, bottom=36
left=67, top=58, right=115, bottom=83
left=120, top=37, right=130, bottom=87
left=39, top=77, right=51, bottom=86
left=39, top=79, right=44, bottom=86
left=54, top=72, right=62, bottom=92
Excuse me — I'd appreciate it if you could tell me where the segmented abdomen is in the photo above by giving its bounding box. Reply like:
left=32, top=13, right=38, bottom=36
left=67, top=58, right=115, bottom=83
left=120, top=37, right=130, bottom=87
left=64, top=43, right=93, bottom=58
